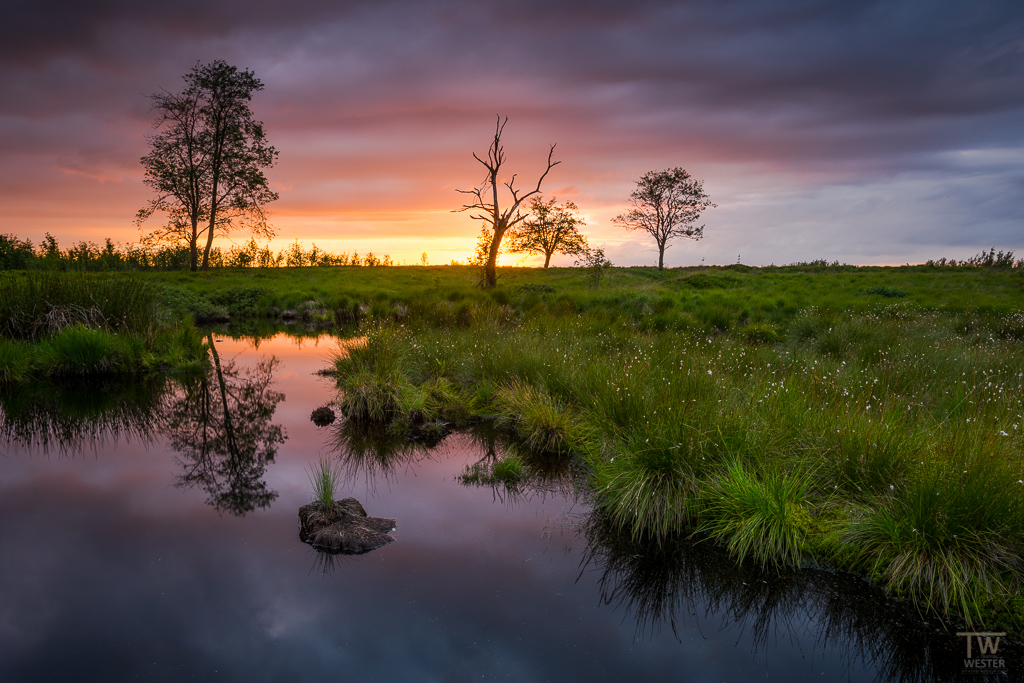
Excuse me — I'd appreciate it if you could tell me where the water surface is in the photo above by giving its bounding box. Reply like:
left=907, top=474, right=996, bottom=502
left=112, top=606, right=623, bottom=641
left=0, top=333, right=1015, bottom=682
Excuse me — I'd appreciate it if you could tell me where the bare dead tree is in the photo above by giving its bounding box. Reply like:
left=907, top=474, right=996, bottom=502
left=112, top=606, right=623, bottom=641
left=455, top=116, right=559, bottom=288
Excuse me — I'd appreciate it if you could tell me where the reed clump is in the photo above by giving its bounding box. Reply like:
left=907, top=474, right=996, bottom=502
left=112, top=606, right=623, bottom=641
left=699, top=461, right=815, bottom=570
left=307, top=457, right=343, bottom=507
left=0, top=272, right=206, bottom=383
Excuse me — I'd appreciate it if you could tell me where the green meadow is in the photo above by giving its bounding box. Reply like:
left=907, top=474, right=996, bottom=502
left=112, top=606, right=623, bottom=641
left=5, top=261, right=1024, bottom=631
left=140, top=261, right=1023, bottom=325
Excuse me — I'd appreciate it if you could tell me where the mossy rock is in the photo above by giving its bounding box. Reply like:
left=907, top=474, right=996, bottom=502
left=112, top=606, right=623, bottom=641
left=298, top=498, right=396, bottom=554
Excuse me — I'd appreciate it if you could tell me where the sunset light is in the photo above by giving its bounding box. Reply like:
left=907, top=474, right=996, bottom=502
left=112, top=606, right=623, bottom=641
left=1, top=1, right=1020, bottom=267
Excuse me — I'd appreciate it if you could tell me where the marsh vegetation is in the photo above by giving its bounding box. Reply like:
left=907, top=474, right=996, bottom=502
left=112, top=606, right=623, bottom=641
left=3, top=259, right=1023, bottom=635
left=0, top=271, right=206, bottom=383
left=314, top=263, right=1024, bottom=632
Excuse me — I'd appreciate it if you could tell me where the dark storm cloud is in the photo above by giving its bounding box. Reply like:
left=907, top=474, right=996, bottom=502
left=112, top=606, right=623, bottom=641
left=5, top=0, right=1021, bottom=160
left=0, top=0, right=1021, bottom=262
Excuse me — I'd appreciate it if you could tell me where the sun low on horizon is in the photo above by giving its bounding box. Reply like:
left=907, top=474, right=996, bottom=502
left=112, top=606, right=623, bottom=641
left=1, top=0, right=1021, bottom=268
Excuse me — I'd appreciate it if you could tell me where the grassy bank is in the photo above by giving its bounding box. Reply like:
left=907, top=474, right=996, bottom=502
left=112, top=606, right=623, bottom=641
left=0, top=271, right=207, bottom=383
left=327, top=296, right=1024, bottom=631
left=141, top=262, right=1024, bottom=332
left=5, top=263, right=1024, bottom=629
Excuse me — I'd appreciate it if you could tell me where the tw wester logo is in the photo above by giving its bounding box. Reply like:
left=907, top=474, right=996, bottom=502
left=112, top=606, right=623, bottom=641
left=956, top=632, right=1007, bottom=673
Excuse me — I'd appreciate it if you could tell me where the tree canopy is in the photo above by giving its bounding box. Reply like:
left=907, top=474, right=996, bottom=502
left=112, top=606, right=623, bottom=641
left=508, top=197, right=588, bottom=268
left=613, top=168, right=715, bottom=270
left=137, top=60, right=278, bottom=271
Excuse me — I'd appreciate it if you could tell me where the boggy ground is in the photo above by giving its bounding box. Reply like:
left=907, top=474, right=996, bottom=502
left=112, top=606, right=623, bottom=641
left=141, top=262, right=1024, bottom=333
left=306, top=264, right=1024, bottom=634
left=7, top=262, right=1024, bottom=632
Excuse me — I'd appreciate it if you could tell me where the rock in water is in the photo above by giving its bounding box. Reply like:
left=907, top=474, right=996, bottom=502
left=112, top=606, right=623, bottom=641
left=298, top=498, right=396, bottom=554
left=310, top=406, right=336, bottom=426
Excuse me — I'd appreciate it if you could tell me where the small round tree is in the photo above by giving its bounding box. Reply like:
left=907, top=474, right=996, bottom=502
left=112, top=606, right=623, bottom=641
left=508, top=197, right=589, bottom=268
left=613, top=168, right=715, bottom=270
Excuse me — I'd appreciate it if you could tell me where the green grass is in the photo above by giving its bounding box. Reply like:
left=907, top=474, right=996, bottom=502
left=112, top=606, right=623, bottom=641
left=5, top=262, right=1024, bottom=629
left=325, top=283, right=1024, bottom=630
left=0, top=271, right=208, bottom=383
left=307, top=457, right=343, bottom=507
left=459, top=453, right=525, bottom=488
left=126, top=263, right=1024, bottom=335
left=699, top=460, right=815, bottom=570
left=0, top=271, right=158, bottom=340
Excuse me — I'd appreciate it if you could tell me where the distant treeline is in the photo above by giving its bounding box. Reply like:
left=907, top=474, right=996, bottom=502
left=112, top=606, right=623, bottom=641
left=0, top=234, right=394, bottom=271
left=926, top=248, right=1024, bottom=269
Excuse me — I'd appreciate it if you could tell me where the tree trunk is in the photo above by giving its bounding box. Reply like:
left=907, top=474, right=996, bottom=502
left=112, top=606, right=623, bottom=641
left=201, top=221, right=215, bottom=270
left=543, top=252, right=552, bottom=268
left=484, top=230, right=502, bottom=288
left=201, top=191, right=218, bottom=270
left=658, top=246, right=665, bottom=271
left=189, top=216, right=200, bottom=271
left=201, top=122, right=225, bottom=271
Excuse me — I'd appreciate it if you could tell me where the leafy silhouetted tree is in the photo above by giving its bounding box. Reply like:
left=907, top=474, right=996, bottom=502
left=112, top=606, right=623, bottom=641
left=455, top=116, right=559, bottom=288
left=508, top=197, right=588, bottom=268
left=613, top=168, right=715, bottom=270
left=137, top=60, right=279, bottom=271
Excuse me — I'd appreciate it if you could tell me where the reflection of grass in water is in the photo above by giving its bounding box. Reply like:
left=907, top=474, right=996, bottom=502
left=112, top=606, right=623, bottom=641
left=582, top=512, right=1007, bottom=683
left=0, top=375, right=171, bottom=453
left=306, top=457, right=342, bottom=507
left=325, top=419, right=437, bottom=483
left=457, top=424, right=584, bottom=506
left=308, top=548, right=355, bottom=576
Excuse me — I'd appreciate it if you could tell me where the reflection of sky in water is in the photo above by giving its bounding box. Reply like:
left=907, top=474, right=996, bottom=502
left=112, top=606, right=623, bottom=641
left=0, top=333, right=1013, bottom=681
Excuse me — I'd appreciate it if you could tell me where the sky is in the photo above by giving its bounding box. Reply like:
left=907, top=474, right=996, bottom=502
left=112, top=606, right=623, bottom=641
left=0, top=0, right=1021, bottom=267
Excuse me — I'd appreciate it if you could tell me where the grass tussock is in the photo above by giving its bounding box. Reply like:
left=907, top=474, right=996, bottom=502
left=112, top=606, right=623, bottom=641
left=307, top=457, right=343, bottom=507
left=494, top=381, right=586, bottom=454
left=0, top=271, right=158, bottom=340
left=699, top=461, right=815, bottom=570
left=838, top=443, right=1024, bottom=626
left=459, top=453, right=525, bottom=489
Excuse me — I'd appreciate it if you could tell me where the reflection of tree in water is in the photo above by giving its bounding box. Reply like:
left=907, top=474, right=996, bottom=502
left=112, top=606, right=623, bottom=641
left=0, top=377, right=168, bottom=454
left=164, top=338, right=285, bottom=516
left=582, top=513, right=1019, bottom=683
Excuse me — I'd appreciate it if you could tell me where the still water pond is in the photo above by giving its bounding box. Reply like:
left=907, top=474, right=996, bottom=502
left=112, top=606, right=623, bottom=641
left=0, top=333, right=1015, bottom=682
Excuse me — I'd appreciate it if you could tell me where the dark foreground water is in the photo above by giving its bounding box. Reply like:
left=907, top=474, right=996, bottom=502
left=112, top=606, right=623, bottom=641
left=0, top=333, right=1017, bottom=682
